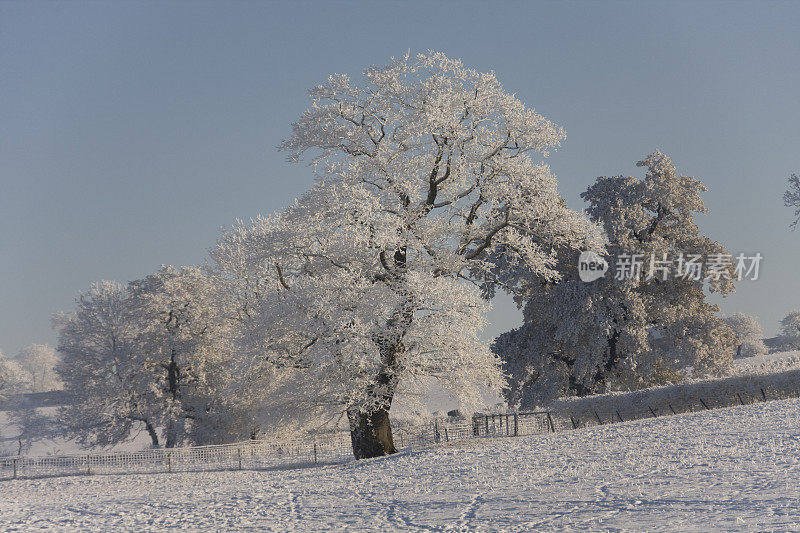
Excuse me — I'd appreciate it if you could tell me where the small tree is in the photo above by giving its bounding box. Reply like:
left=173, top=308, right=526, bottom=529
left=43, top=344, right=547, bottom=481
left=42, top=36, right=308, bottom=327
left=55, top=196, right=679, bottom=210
left=724, top=313, right=767, bottom=358
left=778, top=310, right=800, bottom=350
left=784, top=173, right=800, bottom=228
left=129, top=266, right=216, bottom=447
left=55, top=281, right=162, bottom=447
left=0, top=350, right=29, bottom=408
left=56, top=272, right=270, bottom=448
left=10, top=406, right=52, bottom=455
left=14, top=344, right=61, bottom=392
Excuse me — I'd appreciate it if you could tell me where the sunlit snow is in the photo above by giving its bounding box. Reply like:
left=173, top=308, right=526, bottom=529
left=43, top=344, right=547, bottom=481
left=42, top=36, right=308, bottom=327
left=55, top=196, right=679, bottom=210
left=3, top=398, right=800, bottom=531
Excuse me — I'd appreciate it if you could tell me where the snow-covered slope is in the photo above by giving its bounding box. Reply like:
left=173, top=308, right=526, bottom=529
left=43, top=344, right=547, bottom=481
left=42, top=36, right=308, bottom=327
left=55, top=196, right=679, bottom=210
left=732, top=350, right=800, bottom=374
left=3, top=398, right=800, bottom=531
left=542, top=350, right=800, bottom=426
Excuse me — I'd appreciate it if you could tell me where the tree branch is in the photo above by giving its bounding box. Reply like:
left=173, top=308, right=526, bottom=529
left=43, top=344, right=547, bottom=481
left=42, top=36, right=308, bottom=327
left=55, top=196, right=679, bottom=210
left=275, top=263, right=290, bottom=290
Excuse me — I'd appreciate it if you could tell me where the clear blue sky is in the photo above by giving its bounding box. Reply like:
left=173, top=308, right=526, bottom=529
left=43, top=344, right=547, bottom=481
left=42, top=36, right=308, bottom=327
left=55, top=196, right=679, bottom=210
left=1, top=1, right=798, bottom=356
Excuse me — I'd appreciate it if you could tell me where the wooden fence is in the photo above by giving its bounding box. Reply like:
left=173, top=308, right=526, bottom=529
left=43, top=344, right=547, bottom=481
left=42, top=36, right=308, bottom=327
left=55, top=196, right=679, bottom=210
left=471, top=381, right=800, bottom=436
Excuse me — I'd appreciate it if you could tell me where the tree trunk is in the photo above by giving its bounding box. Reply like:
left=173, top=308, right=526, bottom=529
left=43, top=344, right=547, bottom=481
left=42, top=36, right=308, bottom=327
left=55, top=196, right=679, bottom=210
left=346, top=347, right=402, bottom=459
left=346, top=244, right=408, bottom=459
left=164, top=350, right=181, bottom=448
left=164, top=418, right=183, bottom=448
left=145, top=420, right=160, bottom=447
left=347, top=406, right=397, bottom=459
left=586, top=330, right=622, bottom=394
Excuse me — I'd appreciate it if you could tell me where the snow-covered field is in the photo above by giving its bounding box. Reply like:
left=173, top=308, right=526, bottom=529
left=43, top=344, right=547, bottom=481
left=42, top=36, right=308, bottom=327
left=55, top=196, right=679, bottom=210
left=3, top=398, right=800, bottom=531
left=733, top=350, right=800, bottom=374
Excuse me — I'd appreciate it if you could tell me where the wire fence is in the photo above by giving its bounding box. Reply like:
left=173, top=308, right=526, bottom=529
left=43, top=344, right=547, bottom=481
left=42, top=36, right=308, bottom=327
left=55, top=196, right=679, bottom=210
left=3, top=381, right=799, bottom=481
left=0, top=422, right=467, bottom=481
left=0, top=434, right=351, bottom=481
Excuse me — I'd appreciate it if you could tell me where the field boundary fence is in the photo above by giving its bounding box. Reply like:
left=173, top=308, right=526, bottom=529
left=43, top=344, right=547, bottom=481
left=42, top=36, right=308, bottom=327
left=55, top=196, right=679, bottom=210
left=0, top=422, right=461, bottom=481
left=4, top=378, right=800, bottom=481
left=470, top=377, right=800, bottom=437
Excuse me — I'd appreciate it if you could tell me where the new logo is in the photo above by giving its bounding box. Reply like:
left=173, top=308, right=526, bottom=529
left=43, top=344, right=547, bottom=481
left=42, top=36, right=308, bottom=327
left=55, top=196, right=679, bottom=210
left=578, top=251, right=608, bottom=282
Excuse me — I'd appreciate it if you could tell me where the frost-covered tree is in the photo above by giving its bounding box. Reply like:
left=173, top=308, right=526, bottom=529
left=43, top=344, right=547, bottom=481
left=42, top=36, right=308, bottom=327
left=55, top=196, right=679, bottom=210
left=128, top=265, right=265, bottom=446
left=498, top=152, right=736, bottom=408
left=778, top=310, right=800, bottom=350
left=0, top=350, right=11, bottom=406
left=724, top=313, right=767, bottom=358
left=0, top=346, right=57, bottom=452
left=213, top=52, right=602, bottom=458
left=14, top=344, right=61, bottom=393
left=127, top=266, right=214, bottom=447
left=56, top=270, right=266, bottom=448
left=55, top=281, right=162, bottom=447
left=10, top=406, right=52, bottom=455
left=0, top=350, right=29, bottom=408
left=784, top=173, right=800, bottom=229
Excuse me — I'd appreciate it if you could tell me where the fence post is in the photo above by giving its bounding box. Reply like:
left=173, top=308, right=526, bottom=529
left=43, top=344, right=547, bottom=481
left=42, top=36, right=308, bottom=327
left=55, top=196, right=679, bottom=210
left=513, top=413, right=519, bottom=436
left=485, top=415, right=489, bottom=435
left=238, top=447, right=243, bottom=470
left=313, top=442, right=318, bottom=464
left=12, top=458, right=18, bottom=479
left=737, top=393, right=745, bottom=406
left=648, top=406, right=658, bottom=417
left=546, top=412, right=555, bottom=433
left=668, top=404, right=676, bottom=415
left=699, top=398, right=710, bottom=410
left=570, top=416, right=578, bottom=430
left=761, top=388, right=767, bottom=402
left=167, top=452, right=172, bottom=473
left=86, top=454, right=91, bottom=476
left=444, top=427, right=449, bottom=442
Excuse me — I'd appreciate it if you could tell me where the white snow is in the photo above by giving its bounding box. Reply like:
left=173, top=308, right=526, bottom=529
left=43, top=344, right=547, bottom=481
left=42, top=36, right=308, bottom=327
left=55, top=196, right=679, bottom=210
left=732, top=350, right=800, bottom=374
left=3, top=398, right=800, bottom=531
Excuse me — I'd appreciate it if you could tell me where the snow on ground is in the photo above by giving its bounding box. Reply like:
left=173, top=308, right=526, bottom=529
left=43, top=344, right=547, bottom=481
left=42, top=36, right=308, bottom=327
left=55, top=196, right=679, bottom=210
left=733, top=350, right=800, bottom=374
left=3, top=399, right=800, bottom=531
